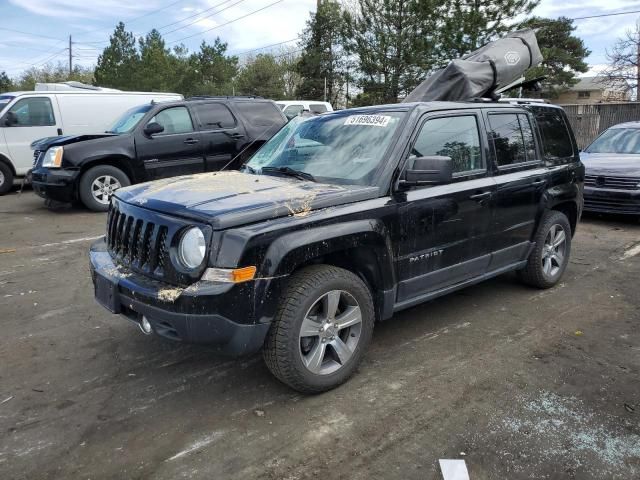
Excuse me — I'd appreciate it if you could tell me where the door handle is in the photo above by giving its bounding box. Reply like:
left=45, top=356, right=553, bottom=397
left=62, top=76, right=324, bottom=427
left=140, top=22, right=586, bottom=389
left=469, top=191, right=492, bottom=200
left=532, top=179, right=546, bottom=186
left=229, top=133, right=245, bottom=139
left=184, top=138, right=199, bottom=145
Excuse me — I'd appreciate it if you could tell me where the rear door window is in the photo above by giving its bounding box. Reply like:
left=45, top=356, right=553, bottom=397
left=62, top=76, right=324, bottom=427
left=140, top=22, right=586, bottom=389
left=488, top=113, right=537, bottom=167
left=283, top=105, right=304, bottom=119
left=236, top=102, right=285, bottom=127
left=7, top=97, right=55, bottom=126
left=192, top=103, right=236, bottom=130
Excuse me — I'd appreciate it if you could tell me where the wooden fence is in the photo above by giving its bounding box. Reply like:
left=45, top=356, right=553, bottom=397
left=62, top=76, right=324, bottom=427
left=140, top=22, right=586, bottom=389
left=559, top=102, right=640, bottom=149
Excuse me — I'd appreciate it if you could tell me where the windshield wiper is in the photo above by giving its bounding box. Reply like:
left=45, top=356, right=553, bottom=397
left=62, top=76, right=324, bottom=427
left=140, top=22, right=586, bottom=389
left=261, top=166, right=316, bottom=182
left=243, top=165, right=257, bottom=174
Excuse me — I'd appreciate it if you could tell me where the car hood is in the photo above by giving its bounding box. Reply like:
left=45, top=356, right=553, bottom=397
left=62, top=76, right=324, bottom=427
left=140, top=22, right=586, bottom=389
left=580, top=152, right=640, bottom=177
left=115, top=171, right=379, bottom=229
left=31, top=133, right=119, bottom=151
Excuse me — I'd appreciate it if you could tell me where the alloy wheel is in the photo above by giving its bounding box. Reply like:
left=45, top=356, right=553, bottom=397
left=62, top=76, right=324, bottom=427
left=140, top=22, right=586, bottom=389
left=91, top=175, right=121, bottom=204
left=542, top=224, right=567, bottom=278
left=298, top=290, right=363, bottom=375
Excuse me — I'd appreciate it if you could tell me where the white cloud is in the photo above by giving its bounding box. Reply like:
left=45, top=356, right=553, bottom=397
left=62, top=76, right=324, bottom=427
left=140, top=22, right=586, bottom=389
left=7, top=0, right=164, bottom=19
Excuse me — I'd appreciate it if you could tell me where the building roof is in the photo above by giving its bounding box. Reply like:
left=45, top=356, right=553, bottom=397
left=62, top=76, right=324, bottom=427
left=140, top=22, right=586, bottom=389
left=571, top=77, right=607, bottom=91
left=570, top=76, right=627, bottom=92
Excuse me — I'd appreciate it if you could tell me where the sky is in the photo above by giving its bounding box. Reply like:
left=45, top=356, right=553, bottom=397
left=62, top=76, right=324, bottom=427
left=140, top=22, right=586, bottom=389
left=0, top=0, right=639, bottom=80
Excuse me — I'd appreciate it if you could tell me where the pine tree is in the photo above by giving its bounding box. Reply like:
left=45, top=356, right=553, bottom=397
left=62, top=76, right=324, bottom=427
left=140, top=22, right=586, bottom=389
left=94, top=22, right=139, bottom=90
left=296, top=0, right=348, bottom=104
left=519, top=17, right=590, bottom=98
left=236, top=54, right=286, bottom=98
left=346, top=0, right=438, bottom=105
left=435, top=0, right=539, bottom=65
left=0, top=71, right=14, bottom=92
left=137, top=29, right=172, bottom=91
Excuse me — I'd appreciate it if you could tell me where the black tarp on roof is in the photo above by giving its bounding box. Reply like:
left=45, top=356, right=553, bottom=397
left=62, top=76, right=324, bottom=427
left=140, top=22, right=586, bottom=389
left=403, top=29, right=543, bottom=103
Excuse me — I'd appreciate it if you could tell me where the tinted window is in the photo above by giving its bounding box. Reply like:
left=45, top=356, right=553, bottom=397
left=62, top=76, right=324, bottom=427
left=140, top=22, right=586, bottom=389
left=534, top=110, right=574, bottom=159
left=193, top=103, right=236, bottom=129
left=235, top=102, right=285, bottom=127
left=149, top=106, right=193, bottom=134
left=488, top=113, right=536, bottom=166
left=283, top=105, right=304, bottom=119
left=309, top=104, right=328, bottom=113
left=7, top=97, right=55, bottom=126
left=586, top=128, right=640, bottom=154
left=412, top=115, right=483, bottom=173
left=0, top=95, right=14, bottom=111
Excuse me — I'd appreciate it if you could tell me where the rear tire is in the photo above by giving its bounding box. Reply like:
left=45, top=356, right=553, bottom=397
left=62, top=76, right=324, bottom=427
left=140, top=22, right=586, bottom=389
left=79, top=165, right=130, bottom=212
left=519, top=210, right=572, bottom=289
left=263, top=265, right=374, bottom=393
left=0, top=162, right=14, bottom=195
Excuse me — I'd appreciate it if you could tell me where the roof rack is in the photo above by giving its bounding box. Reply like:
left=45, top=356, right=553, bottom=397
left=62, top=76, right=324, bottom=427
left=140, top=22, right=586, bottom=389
left=498, top=98, right=549, bottom=104
left=186, top=95, right=264, bottom=101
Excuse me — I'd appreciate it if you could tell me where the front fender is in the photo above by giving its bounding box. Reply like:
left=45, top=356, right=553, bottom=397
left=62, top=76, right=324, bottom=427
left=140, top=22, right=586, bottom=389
left=251, top=219, right=396, bottom=325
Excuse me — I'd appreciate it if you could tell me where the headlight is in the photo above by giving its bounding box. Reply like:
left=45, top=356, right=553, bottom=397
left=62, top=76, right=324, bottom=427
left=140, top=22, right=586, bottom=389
left=178, top=227, right=206, bottom=269
left=42, top=146, right=64, bottom=168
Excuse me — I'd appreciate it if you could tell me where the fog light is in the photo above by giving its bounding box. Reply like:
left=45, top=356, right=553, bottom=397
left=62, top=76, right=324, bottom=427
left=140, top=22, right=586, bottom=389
left=139, top=316, right=152, bottom=335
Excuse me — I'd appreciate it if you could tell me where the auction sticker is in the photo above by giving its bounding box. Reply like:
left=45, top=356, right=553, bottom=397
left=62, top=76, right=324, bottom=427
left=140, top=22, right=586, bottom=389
left=344, top=115, right=391, bottom=127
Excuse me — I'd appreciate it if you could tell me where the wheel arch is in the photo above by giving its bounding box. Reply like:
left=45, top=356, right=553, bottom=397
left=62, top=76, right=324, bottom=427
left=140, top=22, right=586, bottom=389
left=78, top=156, right=136, bottom=186
left=258, top=221, right=396, bottom=322
left=0, top=153, right=16, bottom=175
left=550, top=201, right=578, bottom=237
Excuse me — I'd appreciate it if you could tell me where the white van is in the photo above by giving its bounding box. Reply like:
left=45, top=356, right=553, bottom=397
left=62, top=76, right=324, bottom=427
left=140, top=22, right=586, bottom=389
left=275, top=100, right=333, bottom=120
left=0, top=88, right=182, bottom=193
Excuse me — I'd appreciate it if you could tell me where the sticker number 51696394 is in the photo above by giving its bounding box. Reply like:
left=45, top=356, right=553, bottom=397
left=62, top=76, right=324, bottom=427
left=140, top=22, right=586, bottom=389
left=344, top=115, right=391, bottom=127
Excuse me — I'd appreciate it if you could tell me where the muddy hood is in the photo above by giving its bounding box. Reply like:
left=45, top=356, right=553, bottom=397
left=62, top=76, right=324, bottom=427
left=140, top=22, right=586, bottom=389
left=580, top=153, right=640, bottom=177
left=115, top=171, right=378, bottom=229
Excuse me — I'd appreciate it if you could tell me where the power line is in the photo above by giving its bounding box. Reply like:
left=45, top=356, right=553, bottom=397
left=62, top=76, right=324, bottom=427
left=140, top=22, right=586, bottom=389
left=167, top=0, right=286, bottom=45
left=158, top=0, right=242, bottom=32
left=571, top=9, right=640, bottom=21
left=0, top=27, right=63, bottom=42
left=72, top=0, right=187, bottom=40
left=162, top=0, right=248, bottom=36
left=231, top=37, right=299, bottom=56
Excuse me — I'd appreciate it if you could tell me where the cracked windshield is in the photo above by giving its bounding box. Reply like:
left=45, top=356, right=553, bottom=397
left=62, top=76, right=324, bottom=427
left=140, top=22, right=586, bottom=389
left=247, top=112, right=405, bottom=185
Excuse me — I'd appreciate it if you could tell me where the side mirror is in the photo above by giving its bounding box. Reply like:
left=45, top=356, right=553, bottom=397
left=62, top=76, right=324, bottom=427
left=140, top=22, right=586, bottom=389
left=3, top=111, right=17, bottom=127
left=400, top=155, right=453, bottom=187
left=143, top=122, right=164, bottom=136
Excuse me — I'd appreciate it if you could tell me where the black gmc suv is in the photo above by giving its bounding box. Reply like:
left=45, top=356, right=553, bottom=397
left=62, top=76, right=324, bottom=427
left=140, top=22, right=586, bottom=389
left=31, top=97, right=286, bottom=211
left=89, top=100, right=584, bottom=393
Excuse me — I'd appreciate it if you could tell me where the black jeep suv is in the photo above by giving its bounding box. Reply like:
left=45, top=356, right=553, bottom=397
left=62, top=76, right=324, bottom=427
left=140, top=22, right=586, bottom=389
left=31, top=96, right=286, bottom=211
left=89, top=100, right=584, bottom=393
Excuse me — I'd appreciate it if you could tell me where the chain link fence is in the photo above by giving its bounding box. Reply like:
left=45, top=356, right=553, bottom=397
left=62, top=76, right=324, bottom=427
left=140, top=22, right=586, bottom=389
left=559, top=103, right=640, bottom=149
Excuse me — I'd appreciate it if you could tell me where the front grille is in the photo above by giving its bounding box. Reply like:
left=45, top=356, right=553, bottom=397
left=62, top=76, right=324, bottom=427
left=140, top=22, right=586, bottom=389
left=105, top=198, right=211, bottom=285
left=107, top=207, right=170, bottom=278
left=585, top=174, right=640, bottom=190
left=33, top=150, right=43, bottom=169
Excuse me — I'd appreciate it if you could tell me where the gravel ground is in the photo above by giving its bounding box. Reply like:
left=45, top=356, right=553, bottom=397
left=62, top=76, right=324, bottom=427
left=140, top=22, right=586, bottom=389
left=0, top=190, right=639, bottom=480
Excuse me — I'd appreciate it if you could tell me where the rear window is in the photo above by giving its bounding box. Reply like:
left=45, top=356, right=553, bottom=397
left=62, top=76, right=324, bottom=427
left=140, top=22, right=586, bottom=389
left=488, top=113, right=536, bottom=166
left=234, top=101, right=285, bottom=127
left=309, top=104, right=328, bottom=113
left=532, top=109, right=574, bottom=161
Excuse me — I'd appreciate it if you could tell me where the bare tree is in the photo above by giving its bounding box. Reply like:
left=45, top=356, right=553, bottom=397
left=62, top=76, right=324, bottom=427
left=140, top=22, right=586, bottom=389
left=601, top=22, right=640, bottom=100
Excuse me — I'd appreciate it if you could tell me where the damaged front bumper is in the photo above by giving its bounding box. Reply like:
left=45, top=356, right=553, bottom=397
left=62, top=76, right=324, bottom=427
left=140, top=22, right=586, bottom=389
left=89, top=238, right=271, bottom=356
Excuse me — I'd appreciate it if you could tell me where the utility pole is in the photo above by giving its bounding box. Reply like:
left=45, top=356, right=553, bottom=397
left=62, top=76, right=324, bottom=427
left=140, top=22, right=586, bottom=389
left=345, top=67, right=349, bottom=108
left=68, top=35, right=72, bottom=75
left=324, top=77, right=327, bottom=103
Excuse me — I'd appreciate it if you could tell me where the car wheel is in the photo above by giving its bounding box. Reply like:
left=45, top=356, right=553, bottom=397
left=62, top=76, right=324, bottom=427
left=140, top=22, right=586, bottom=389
left=263, top=265, right=375, bottom=393
left=79, top=165, right=130, bottom=212
left=0, top=162, right=14, bottom=195
left=519, top=210, right=572, bottom=289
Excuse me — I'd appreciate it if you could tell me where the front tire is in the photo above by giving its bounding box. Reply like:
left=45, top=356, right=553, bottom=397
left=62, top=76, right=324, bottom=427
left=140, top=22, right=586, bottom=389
left=0, top=162, right=14, bottom=195
left=263, top=265, right=375, bottom=393
left=79, top=165, right=130, bottom=212
left=519, top=210, right=572, bottom=289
